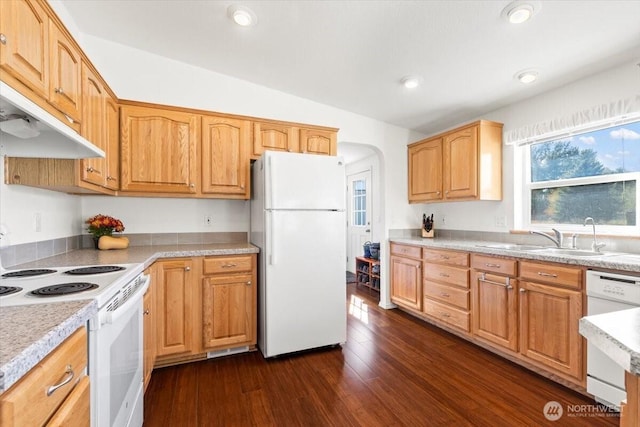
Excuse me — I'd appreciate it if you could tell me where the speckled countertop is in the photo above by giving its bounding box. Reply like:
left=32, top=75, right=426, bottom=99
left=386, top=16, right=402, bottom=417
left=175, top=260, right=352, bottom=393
left=390, top=237, right=640, bottom=273
left=0, top=242, right=259, bottom=394
left=579, top=308, right=640, bottom=375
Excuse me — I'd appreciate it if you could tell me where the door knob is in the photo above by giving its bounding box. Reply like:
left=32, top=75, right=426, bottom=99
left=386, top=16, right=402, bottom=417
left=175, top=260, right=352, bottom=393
left=365, top=229, right=371, bottom=232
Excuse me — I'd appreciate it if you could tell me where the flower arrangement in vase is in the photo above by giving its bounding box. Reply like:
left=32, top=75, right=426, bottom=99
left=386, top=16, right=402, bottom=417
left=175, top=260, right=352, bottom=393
left=86, top=214, right=128, bottom=249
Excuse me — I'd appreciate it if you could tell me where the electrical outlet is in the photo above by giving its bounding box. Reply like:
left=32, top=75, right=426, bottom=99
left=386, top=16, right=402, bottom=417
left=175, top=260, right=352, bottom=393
left=495, top=216, right=506, bottom=227
left=204, top=215, right=212, bottom=227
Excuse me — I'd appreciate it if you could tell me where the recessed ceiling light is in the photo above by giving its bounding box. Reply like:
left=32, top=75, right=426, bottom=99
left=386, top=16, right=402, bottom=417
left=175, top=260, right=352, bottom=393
left=227, top=5, right=257, bottom=27
left=515, top=69, right=539, bottom=84
left=400, top=75, right=423, bottom=89
left=501, top=1, right=539, bottom=24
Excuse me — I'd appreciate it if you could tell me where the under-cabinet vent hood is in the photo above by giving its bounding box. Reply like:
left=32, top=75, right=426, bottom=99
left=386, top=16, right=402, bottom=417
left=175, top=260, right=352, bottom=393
left=0, top=81, right=104, bottom=159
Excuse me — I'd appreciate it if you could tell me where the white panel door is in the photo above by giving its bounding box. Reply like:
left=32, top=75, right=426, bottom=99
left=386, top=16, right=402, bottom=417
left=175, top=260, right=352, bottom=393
left=347, top=170, right=372, bottom=272
left=265, top=151, right=345, bottom=210
left=262, top=209, right=346, bottom=357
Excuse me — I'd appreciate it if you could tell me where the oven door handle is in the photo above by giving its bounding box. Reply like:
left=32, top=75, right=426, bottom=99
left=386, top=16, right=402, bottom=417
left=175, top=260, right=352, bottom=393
left=104, top=274, right=151, bottom=325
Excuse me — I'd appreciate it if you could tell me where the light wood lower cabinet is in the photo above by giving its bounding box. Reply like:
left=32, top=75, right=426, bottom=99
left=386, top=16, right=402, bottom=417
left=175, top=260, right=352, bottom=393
left=390, top=243, right=422, bottom=310
left=152, top=254, right=257, bottom=369
left=200, top=255, right=257, bottom=350
left=0, top=327, right=89, bottom=427
left=155, top=258, right=197, bottom=358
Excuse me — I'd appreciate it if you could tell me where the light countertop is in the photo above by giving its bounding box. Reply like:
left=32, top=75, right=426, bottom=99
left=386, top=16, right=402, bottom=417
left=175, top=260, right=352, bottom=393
left=579, top=308, right=640, bottom=376
left=0, top=242, right=259, bottom=393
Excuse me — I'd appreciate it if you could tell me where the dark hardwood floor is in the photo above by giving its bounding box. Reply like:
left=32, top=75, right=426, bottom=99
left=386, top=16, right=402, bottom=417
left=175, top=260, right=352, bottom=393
left=144, top=283, right=619, bottom=426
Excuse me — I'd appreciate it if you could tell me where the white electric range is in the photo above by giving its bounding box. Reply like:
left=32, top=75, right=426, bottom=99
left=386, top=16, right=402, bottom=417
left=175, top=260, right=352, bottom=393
left=0, top=263, right=149, bottom=427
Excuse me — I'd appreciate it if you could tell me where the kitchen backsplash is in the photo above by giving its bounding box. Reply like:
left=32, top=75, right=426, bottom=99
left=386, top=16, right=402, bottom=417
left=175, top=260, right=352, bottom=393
left=389, top=229, right=640, bottom=254
left=0, top=232, right=247, bottom=268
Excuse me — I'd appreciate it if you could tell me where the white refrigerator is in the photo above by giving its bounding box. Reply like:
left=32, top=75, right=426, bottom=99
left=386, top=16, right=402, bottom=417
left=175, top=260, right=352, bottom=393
left=250, top=151, right=347, bottom=358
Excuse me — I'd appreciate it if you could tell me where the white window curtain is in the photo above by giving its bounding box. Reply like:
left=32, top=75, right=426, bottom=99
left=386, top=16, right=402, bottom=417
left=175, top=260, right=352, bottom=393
left=505, top=94, right=640, bottom=146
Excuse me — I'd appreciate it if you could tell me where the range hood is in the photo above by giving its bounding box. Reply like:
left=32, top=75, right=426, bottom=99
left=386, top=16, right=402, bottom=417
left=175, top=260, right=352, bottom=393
left=0, top=81, right=104, bottom=159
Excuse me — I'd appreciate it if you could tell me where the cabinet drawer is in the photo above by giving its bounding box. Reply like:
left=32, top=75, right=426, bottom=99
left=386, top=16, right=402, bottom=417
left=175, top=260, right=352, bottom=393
left=390, top=243, right=421, bottom=259
left=519, top=261, right=582, bottom=290
left=424, top=264, right=469, bottom=289
left=0, top=327, right=87, bottom=426
left=424, top=281, right=469, bottom=310
left=203, top=255, right=252, bottom=275
left=471, top=254, right=517, bottom=276
left=423, top=249, right=469, bottom=267
left=423, top=298, right=470, bottom=332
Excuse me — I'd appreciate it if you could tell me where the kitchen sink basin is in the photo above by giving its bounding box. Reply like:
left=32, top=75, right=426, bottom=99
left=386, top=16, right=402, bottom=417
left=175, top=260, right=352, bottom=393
left=530, top=248, right=608, bottom=257
left=475, top=243, right=546, bottom=251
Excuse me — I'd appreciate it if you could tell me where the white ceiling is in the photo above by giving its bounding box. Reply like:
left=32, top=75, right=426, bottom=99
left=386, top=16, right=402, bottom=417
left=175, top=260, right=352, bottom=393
left=59, top=0, right=640, bottom=137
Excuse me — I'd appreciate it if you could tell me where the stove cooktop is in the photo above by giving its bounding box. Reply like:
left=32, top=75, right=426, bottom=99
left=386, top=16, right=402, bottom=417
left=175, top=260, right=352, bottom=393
left=0, top=263, right=144, bottom=307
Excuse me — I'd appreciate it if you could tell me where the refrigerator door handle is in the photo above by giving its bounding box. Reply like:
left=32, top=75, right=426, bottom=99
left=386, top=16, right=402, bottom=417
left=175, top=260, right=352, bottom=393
left=269, top=211, right=276, bottom=265
left=268, top=156, right=275, bottom=209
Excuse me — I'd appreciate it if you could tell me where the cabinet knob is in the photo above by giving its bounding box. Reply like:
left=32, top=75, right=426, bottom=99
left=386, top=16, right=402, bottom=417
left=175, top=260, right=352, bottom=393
left=436, top=191, right=441, bottom=195
left=0, top=34, right=7, bottom=45
left=54, top=87, right=64, bottom=94
left=107, top=176, right=117, bottom=181
left=240, top=186, right=245, bottom=190
left=185, top=266, right=191, bottom=272
left=519, top=288, right=526, bottom=293
left=143, top=309, right=150, bottom=315
left=189, top=183, right=195, bottom=188
left=86, top=167, right=94, bottom=173
left=246, top=281, right=252, bottom=285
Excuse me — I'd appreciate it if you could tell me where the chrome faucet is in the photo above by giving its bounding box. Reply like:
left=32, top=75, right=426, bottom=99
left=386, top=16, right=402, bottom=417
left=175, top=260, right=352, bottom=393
left=584, top=217, right=606, bottom=252
left=530, top=228, right=563, bottom=248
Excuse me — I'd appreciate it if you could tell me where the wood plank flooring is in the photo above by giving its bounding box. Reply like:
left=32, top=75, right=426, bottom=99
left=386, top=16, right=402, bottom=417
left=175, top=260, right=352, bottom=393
left=143, top=283, right=619, bottom=426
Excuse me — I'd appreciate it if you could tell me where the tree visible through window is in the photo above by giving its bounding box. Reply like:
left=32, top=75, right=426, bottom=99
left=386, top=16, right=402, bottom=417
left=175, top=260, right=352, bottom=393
left=529, top=120, right=640, bottom=226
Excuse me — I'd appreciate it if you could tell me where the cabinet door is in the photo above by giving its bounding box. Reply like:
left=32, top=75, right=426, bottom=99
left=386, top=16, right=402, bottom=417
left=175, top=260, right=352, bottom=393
left=45, top=375, right=90, bottom=427
left=201, top=116, right=250, bottom=198
left=201, top=273, right=255, bottom=350
left=471, top=272, right=518, bottom=352
left=80, top=61, right=106, bottom=186
left=444, top=125, right=478, bottom=200
left=0, top=0, right=49, bottom=99
left=49, top=22, right=82, bottom=124
left=155, top=259, right=195, bottom=357
left=519, top=281, right=583, bottom=381
left=299, top=128, right=336, bottom=156
left=390, top=256, right=422, bottom=310
left=104, top=94, right=120, bottom=190
left=143, top=281, right=155, bottom=391
left=252, top=122, right=298, bottom=158
left=120, top=105, right=199, bottom=193
left=408, top=138, right=443, bottom=202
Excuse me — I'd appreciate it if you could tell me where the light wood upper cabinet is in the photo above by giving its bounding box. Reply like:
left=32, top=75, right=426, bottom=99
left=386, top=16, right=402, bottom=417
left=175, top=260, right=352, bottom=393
left=201, top=116, right=250, bottom=198
left=408, top=120, right=503, bottom=203
left=80, top=61, right=106, bottom=187
left=49, top=21, right=82, bottom=127
left=155, top=258, right=196, bottom=357
left=252, top=122, right=298, bottom=158
left=408, top=138, right=443, bottom=202
left=299, top=128, right=337, bottom=156
left=120, top=104, right=199, bottom=194
left=0, top=0, right=50, bottom=99
left=104, top=93, right=120, bottom=190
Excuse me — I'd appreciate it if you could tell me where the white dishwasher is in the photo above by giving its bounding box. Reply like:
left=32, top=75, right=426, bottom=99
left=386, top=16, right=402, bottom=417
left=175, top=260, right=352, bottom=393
left=586, top=270, right=640, bottom=409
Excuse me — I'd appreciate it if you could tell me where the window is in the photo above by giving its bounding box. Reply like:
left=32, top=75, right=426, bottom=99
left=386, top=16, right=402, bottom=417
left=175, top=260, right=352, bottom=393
left=525, top=120, right=640, bottom=233
left=352, top=179, right=367, bottom=226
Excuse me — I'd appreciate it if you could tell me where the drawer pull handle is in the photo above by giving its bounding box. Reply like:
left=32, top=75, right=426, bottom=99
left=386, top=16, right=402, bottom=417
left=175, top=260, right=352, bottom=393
left=222, top=263, right=237, bottom=268
left=537, top=272, right=557, bottom=278
left=47, top=365, right=74, bottom=396
left=440, top=292, right=450, bottom=297
left=479, top=273, right=513, bottom=290
left=439, top=273, right=450, bottom=278
left=485, top=263, right=502, bottom=268
left=441, top=255, right=450, bottom=260
left=441, top=312, right=450, bottom=318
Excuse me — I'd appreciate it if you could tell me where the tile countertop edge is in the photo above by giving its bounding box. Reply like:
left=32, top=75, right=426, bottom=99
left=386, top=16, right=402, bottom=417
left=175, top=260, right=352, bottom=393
left=579, top=308, right=640, bottom=376
left=389, top=237, right=640, bottom=273
left=0, top=299, right=98, bottom=393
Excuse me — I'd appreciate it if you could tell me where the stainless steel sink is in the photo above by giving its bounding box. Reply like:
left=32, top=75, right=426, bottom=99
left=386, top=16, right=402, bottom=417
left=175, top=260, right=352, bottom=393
left=530, top=248, right=608, bottom=257
left=475, top=243, right=546, bottom=251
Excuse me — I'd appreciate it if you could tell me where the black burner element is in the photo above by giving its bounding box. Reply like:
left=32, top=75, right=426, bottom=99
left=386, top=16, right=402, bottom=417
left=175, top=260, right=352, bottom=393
left=1, top=269, right=57, bottom=278
left=30, top=282, right=98, bottom=296
left=65, top=266, right=125, bottom=275
left=0, top=286, right=22, bottom=297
